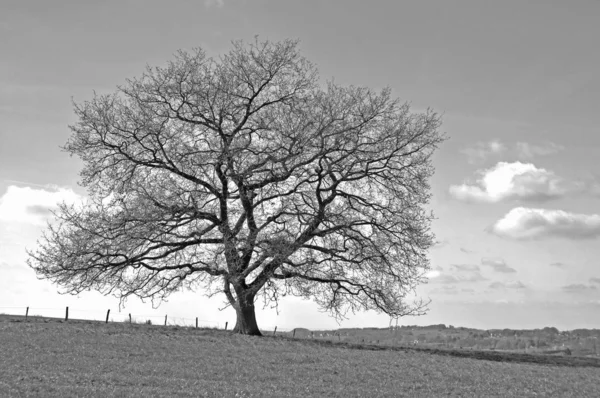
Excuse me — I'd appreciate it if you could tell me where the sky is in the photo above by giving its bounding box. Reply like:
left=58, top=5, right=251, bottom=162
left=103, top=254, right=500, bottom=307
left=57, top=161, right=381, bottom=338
left=1, top=0, right=599, bottom=331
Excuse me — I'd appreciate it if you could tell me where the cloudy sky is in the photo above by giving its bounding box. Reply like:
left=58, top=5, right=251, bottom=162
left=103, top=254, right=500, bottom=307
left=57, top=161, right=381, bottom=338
left=1, top=0, right=599, bottom=331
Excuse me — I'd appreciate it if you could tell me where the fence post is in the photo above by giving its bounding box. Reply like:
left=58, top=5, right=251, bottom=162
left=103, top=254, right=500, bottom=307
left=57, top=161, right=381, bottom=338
left=105, top=309, right=110, bottom=324
left=25, top=306, right=29, bottom=320
left=225, top=322, right=228, bottom=331
left=273, top=326, right=277, bottom=336
left=65, top=306, right=69, bottom=322
left=164, top=315, right=167, bottom=326
left=195, top=317, right=198, bottom=329
left=129, top=313, right=132, bottom=323
left=338, top=333, right=341, bottom=342
left=293, top=329, right=296, bottom=338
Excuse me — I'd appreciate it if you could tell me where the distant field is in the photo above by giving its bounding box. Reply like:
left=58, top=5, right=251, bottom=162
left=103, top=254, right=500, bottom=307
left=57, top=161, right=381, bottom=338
left=306, top=325, right=600, bottom=358
left=1, top=316, right=599, bottom=397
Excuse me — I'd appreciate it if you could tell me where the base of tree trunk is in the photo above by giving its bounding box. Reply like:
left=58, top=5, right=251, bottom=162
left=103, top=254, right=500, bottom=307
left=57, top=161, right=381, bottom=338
left=232, top=301, right=262, bottom=336
left=232, top=325, right=262, bottom=336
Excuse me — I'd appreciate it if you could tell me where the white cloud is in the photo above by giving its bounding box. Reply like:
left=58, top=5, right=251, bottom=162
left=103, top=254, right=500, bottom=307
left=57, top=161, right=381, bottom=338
left=0, top=185, right=81, bottom=225
left=460, top=140, right=506, bottom=164
left=516, top=142, right=564, bottom=159
left=481, top=257, right=516, bottom=273
left=490, top=207, right=600, bottom=240
left=449, top=162, right=574, bottom=203
left=425, top=266, right=442, bottom=279
left=425, top=269, right=441, bottom=279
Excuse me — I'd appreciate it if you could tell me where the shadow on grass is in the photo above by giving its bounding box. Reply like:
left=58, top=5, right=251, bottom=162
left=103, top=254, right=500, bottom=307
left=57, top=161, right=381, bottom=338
left=267, top=334, right=600, bottom=368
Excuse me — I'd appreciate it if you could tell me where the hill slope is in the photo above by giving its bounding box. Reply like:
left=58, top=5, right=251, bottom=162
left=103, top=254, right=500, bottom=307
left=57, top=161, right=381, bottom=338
left=1, top=317, right=599, bottom=397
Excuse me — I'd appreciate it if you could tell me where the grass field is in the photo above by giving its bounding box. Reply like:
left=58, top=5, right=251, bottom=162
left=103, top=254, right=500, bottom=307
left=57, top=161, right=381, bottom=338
left=1, top=316, right=599, bottom=397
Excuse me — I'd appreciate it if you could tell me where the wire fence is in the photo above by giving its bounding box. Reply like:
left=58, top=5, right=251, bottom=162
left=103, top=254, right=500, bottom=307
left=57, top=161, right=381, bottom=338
left=0, top=305, right=302, bottom=334
left=0, top=305, right=459, bottom=347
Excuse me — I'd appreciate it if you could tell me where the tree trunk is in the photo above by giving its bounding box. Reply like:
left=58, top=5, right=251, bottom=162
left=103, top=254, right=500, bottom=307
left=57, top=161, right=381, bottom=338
left=232, top=290, right=261, bottom=336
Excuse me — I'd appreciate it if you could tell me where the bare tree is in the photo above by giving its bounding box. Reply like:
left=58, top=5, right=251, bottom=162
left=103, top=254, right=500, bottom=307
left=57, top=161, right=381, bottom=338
left=28, top=38, right=445, bottom=335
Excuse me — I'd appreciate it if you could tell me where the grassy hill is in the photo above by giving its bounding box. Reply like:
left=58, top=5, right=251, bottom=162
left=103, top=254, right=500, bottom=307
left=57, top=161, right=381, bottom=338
left=1, top=316, right=599, bottom=397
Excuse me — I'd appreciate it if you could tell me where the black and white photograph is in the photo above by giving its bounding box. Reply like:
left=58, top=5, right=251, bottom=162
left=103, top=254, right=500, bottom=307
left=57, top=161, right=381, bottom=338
left=1, top=0, right=599, bottom=396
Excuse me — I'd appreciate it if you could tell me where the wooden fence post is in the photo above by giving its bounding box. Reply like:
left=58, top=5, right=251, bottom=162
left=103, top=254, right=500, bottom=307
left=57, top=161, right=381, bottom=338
left=338, top=333, right=341, bottom=342
left=129, top=313, right=132, bottom=323
left=25, top=306, right=29, bottom=320
left=65, top=306, right=69, bottom=322
left=225, top=322, right=228, bottom=330
left=196, top=317, right=198, bottom=329
left=105, top=309, right=110, bottom=324
left=164, top=315, right=167, bottom=326
left=293, top=329, right=296, bottom=338
left=273, top=326, right=277, bottom=336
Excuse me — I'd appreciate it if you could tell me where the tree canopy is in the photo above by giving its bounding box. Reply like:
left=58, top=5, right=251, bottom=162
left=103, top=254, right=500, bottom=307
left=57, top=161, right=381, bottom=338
left=28, top=38, right=445, bottom=335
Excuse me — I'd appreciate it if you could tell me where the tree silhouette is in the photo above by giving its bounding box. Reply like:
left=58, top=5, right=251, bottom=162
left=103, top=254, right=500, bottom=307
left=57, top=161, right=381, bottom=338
left=28, top=38, right=445, bottom=335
